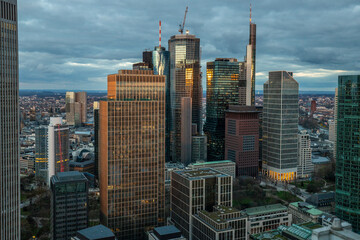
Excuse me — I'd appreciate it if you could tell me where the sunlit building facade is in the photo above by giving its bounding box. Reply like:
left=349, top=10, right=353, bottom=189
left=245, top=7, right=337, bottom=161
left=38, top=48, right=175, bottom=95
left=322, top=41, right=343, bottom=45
left=335, top=75, right=360, bottom=233
left=263, top=71, right=299, bottom=181
left=168, top=34, right=202, bottom=162
left=204, top=58, right=242, bottom=161
left=0, top=1, right=20, bottom=238
left=99, top=70, right=165, bottom=239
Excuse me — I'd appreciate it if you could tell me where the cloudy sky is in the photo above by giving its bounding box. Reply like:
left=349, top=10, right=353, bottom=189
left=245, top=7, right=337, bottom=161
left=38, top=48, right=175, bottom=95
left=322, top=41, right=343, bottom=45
left=18, top=0, right=360, bottom=91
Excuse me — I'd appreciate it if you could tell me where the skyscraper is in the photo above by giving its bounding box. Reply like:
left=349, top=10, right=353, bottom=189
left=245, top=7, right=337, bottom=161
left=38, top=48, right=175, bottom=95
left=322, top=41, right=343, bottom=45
left=48, top=117, right=70, bottom=184
left=181, top=97, right=192, bottom=165
left=297, top=131, right=313, bottom=178
left=99, top=70, right=165, bottom=239
left=51, top=171, right=89, bottom=240
left=333, top=88, right=338, bottom=160
left=152, top=46, right=171, bottom=162
left=35, top=126, right=48, bottom=182
left=263, top=71, right=299, bottom=181
left=0, top=1, right=20, bottom=239
left=225, top=105, right=260, bottom=177
left=66, top=91, right=87, bottom=126
left=335, top=75, right=360, bottom=233
left=246, top=5, right=256, bottom=106
left=205, top=58, right=242, bottom=161
left=168, top=33, right=202, bottom=162
left=93, top=101, right=100, bottom=180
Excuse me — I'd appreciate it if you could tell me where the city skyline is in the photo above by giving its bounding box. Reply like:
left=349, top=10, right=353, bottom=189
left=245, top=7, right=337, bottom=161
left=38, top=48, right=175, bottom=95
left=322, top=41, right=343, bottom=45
left=18, top=0, right=360, bottom=91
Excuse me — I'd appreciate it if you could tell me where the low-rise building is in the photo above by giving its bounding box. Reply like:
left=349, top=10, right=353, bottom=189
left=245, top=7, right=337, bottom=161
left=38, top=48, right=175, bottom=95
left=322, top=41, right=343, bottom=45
left=244, top=204, right=292, bottom=236
left=288, top=202, right=323, bottom=224
left=71, top=224, right=116, bottom=240
left=305, top=192, right=335, bottom=213
left=188, top=160, right=236, bottom=179
left=312, top=218, right=360, bottom=240
left=148, top=225, right=186, bottom=240
left=192, top=205, right=247, bottom=240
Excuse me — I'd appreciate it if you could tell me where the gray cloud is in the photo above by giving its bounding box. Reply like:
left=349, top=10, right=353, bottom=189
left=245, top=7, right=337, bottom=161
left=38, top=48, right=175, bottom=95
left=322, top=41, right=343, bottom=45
left=18, top=0, right=360, bottom=91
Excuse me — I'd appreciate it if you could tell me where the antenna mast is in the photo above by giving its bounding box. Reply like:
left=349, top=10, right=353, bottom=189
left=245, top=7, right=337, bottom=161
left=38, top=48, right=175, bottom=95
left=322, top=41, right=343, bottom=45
left=159, top=20, right=162, bottom=48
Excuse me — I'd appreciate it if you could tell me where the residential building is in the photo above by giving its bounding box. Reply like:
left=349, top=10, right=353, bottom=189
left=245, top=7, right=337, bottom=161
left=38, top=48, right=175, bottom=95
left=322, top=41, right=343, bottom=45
left=93, top=101, right=100, bottom=180
left=188, top=160, right=236, bottom=179
left=48, top=117, right=70, bottom=184
left=335, top=75, right=360, bottom=232
left=171, top=168, right=233, bottom=239
left=191, top=135, right=207, bottom=163
left=288, top=202, right=323, bottom=224
left=148, top=225, right=185, bottom=240
left=192, top=205, right=247, bottom=240
left=71, top=224, right=117, bottom=240
left=0, top=0, right=20, bottom=239
left=297, top=131, right=314, bottom=178
left=225, top=105, right=260, bottom=177
left=99, top=70, right=165, bottom=239
left=205, top=58, right=243, bottom=161
left=312, top=218, right=360, bottom=240
left=168, top=33, right=202, bottom=162
left=306, top=192, right=335, bottom=213
left=328, top=120, right=336, bottom=143
left=35, top=126, right=48, bottom=182
left=50, top=171, right=89, bottom=240
left=262, top=71, right=299, bottom=181
left=244, top=204, right=292, bottom=235
left=66, top=91, right=87, bottom=126
left=181, top=97, right=192, bottom=165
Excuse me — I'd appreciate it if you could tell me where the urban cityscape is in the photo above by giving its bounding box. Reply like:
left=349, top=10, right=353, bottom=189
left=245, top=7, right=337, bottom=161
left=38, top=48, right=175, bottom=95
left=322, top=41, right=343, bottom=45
left=1, top=0, right=360, bottom=240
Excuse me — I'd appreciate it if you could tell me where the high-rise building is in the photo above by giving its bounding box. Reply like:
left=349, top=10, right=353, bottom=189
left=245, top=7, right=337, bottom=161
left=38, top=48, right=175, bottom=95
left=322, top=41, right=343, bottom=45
left=99, top=70, right=165, bottom=239
left=246, top=6, right=256, bottom=106
left=170, top=168, right=233, bottom=239
left=205, top=58, right=243, bottom=161
left=328, top=120, right=336, bottom=143
left=93, top=101, right=100, bottom=180
left=335, top=75, right=360, bottom=233
left=50, top=171, right=89, bottom=240
left=35, top=126, right=48, bottom=182
left=168, top=33, right=202, bottom=162
left=191, top=135, right=207, bottom=163
left=0, top=1, right=20, bottom=238
left=48, top=117, right=70, bottom=184
left=181, top=97, right=192, bottom=165
left=297, top=131, right=314, bottom=178
left=311, top=100, right=317, bottom=115
left=66, top=91, right=87, bottom=126
left=333, top=88, right=338, bottom=160
left=152, top=46, right=171, bottom=162
left=263, top=71, right=299, bottom=181
left=143, top=50, right=153, bottom=69
left=225, top=105, right=260, bottom=177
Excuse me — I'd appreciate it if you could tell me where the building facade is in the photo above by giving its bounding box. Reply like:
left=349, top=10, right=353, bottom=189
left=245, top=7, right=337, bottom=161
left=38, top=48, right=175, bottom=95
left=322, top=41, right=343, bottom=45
left=335, top=75, right=360, bottom=233
left=0, top=1, right=20, bottom=239
left=50, top=171, right=89, bottom=240
left=99, top=70, right=165, bottom=239
left=262, top=71, right=299, bottom=181
left=246, top=18, right=256, bottom=106
left=66, top=91, right=87, bottom=126
left=181, top=97, right=192, bottom=165
left=93, top=101, right=99, bottom=180
left=288, top=202, right=323, bottom=224
left=225, top=105, right=260, bottom=177
left=48, top=117, right=70, bottom=184
left=168, top=34, right=202, bottom=162
left=205, top=58, right=242, bottom=161
left=191, top=135, right=207, bottom=163
left=171, top=168, right=233, bottom=239
left=35, top=126, right=48, bottom=182
left=297, top=131, right=314, bottom=178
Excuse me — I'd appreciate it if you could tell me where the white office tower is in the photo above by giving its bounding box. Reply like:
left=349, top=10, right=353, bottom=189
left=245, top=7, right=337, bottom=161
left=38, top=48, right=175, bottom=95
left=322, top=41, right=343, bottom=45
left=297, top=131, right=314, bottom=178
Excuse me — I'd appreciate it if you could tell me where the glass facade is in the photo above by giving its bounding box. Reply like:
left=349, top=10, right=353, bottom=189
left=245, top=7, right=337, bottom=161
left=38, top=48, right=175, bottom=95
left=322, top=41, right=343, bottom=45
left=0, top=1, right=20, bottom=239
left=168, top=34, right=202, bottom=162
left=100, top=70, right=165, bottom=239
left=249, top=22, right=256, bottom=106
left=152, top=46, right=171, bottom=162
left=205, top=59, right=242, bottom=161
left=335, top=75, right=360, bottom=233
left=263, top=71, right=298, bottom=181
left=35, top=126, right=48, bottom=182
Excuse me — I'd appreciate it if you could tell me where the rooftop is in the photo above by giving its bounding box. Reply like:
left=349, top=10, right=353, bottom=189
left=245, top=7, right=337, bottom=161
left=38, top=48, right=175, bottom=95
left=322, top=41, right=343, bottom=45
left=245, top=204, right=287, bottom=216
left=52, top=171, right=87, bottom=183
left=174, top=168, right=229, bottom=179
left=76, top=224, right=115, bottom=240
left=290, top=202, right=323, bottom=216
left=191, top=160, right=235, bottom=166
left=153, top=225, right=182, bottom=237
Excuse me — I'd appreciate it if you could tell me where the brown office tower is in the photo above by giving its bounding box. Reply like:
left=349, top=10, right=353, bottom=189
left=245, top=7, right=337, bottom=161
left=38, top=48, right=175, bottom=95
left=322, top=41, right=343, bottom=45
left=225, top=105, right=260, bottom=177
left=168, top=34, right=202, bottom=162
left=99, top=70, right=165, bottom=239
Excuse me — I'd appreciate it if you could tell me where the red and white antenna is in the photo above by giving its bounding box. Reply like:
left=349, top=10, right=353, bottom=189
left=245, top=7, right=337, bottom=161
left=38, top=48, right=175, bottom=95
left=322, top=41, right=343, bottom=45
left=159, top=20, right=162, bottom=48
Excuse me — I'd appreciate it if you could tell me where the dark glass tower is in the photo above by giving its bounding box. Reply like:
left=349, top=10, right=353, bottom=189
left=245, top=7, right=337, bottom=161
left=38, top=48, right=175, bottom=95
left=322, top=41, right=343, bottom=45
left=153, top=46, right=171, bottom=162
left=249, top=21, right=256, bottom=106
left=168, top=34, right=202, bottom=162
left=35, top=126, right=48, bottom=182
left=0, top=1, right=20, bottom=239
left=335, top=75, right=360, bottom=233
left=204, top=58, right=242, bottom=161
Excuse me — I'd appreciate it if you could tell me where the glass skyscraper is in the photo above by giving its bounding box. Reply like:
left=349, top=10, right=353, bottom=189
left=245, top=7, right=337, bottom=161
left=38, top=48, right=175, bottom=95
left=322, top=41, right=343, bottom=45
left=35, top=126, right=48, bottom=182
left=335, top=75, right=360, bottom=233
left=0, top=1, right=20, bottom=239
left=204, top=58, right=242, bottom=161
left=262, top=71, right=299, bottom=181
left=99, top=70, right=165, bottom=239
left=168, top=34, right=202, bottom=162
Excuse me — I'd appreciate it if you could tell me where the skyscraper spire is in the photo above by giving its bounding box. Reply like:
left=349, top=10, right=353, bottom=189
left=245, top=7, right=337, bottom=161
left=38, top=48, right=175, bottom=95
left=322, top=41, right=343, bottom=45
left=250, top=3, right=252, bottom=23
left=159, top=20, right=162, bottom=48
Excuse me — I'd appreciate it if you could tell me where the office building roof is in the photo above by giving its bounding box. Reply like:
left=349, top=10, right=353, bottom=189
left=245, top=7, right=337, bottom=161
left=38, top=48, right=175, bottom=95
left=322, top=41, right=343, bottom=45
left=244, top=204, right=287, bottom=216
left=76, top=224, right=116, bottom=240
left=52, top=171, right=87, bottom=183
left=191, top=160, right=235, bottom=166
left=290, top=202, right=323, bottom=216
left=153, top=225, right=182, bottom=239
left=173, top=168, right=229, bottom=179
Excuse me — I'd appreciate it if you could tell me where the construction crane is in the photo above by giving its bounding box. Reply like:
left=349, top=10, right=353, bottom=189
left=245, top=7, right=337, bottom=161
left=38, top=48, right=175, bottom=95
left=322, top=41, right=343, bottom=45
left=179, top=6, right=188, bottom=34
left=57, top=124, right=64, bottom=172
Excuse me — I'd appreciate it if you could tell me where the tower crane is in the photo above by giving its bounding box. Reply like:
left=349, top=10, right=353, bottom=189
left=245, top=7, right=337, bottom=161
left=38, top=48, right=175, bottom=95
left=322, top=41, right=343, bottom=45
left=179, top=6, right=188, bottom=34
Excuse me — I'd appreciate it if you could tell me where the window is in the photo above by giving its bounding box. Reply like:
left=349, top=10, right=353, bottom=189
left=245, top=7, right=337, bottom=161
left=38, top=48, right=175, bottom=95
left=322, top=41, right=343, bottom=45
left=243, top=135, right=255, bottom=151
left=227, top=119, right=236, bottom=135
